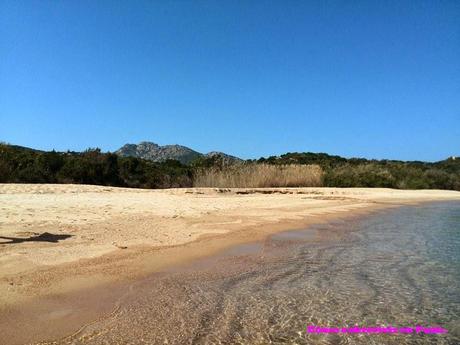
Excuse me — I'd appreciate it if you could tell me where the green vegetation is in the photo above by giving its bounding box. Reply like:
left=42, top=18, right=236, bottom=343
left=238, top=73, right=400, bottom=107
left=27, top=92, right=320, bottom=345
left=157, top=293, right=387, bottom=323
left=0, top=144, right=193, bottom=188
left=0, top=144, right=459, bottom=190
left=254, top=152, right=460, bottom=190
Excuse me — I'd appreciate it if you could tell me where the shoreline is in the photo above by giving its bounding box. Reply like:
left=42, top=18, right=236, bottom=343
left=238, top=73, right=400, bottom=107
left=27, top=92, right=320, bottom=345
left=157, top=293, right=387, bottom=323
left=1, top=199, right=387, bottom=304
left=1, top=185, right=460, bottom=344
left=2, top=203, right=396, bottom=345
left=1, top=201, right=456, bottom=345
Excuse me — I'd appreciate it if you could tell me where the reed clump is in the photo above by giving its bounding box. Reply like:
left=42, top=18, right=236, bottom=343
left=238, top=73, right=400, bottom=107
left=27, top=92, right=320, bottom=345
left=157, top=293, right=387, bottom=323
left=193, top=163, right=323, bottom=188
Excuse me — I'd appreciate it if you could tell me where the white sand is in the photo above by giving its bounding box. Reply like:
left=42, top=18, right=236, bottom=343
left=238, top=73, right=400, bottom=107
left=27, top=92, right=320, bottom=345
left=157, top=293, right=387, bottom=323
left=1, top=184, right=459, bottom=307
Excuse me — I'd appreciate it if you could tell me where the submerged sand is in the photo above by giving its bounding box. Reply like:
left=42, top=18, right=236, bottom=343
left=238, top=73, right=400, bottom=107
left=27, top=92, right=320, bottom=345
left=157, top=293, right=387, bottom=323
left=1, top=184, right=460, bottom=344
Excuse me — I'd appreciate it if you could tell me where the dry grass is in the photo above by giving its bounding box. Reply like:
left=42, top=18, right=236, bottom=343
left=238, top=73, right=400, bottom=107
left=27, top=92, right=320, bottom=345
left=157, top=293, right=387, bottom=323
left=194, top=164, right=324, bottom=188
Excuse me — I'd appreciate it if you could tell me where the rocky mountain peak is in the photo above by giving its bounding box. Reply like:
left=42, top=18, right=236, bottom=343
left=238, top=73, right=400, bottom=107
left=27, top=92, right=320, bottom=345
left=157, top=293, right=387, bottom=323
left=116, top=141, right=241, bottom=165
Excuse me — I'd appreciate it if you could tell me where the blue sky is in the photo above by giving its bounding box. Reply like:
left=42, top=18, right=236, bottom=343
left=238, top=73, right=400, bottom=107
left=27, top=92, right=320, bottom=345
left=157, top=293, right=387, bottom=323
left=1, top=1, right=459, bottom=161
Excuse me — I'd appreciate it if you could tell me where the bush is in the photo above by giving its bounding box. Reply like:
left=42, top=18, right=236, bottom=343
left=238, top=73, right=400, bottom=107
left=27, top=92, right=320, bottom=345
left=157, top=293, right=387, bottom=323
left=194, top=163, right=323, bottom=188
left=324, top=163, right=397, bottom=188
left=0, top=144, right=193, bottom=189
left=0, top=144, right=458, bottom=190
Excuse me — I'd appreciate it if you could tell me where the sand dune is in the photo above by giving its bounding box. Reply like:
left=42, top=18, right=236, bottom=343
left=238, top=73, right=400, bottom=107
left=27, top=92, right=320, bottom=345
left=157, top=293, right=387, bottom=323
left=1, top=184, right=460, bottom=310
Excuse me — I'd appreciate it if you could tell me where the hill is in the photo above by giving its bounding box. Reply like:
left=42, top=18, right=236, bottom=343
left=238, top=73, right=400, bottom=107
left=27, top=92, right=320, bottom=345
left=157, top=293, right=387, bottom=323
left=116, top=141, right=241, bottom=165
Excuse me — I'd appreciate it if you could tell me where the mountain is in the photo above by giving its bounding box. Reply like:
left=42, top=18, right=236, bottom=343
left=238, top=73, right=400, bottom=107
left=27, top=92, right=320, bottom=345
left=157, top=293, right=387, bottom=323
left=115, top=141, right=241, bottom=165
left=115, top=142, right=201, bottom=164
left=204, top=151, right=242, bottom=164
left=0, top=142, right=42, bottom=153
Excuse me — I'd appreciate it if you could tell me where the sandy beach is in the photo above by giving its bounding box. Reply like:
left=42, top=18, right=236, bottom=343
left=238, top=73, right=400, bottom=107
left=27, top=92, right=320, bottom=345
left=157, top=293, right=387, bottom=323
left=2, top=184, right=460, bottom=294
left=1, top=184, right=460, bottom=344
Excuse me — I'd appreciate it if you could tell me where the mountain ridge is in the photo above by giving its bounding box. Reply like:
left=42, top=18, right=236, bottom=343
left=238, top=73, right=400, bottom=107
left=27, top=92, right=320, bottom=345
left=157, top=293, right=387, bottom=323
left=115, top=141, right=241, bottom=164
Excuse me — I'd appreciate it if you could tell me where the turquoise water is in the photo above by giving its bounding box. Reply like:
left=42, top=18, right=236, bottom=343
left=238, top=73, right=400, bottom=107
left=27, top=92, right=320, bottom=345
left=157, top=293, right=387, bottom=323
left=56, top=202, right=460, bottom=345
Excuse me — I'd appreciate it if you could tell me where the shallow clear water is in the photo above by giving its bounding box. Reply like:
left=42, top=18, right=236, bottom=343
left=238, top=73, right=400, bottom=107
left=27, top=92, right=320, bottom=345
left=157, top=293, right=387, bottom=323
left=55, top=202, right=460, bottom=345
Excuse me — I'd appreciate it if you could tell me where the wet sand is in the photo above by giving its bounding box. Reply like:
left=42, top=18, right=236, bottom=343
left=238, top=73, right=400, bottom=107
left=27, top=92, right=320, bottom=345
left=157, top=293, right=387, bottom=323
left=5, top=202, right=459, bottom=345
left=1, top=208, right=388, bottom=345
left=1, top=185, right=460, bottom=344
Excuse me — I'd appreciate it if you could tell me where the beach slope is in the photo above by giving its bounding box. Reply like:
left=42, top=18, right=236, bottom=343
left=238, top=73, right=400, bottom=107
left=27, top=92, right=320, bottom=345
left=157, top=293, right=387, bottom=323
left=1, top=184, right=460, bottom=307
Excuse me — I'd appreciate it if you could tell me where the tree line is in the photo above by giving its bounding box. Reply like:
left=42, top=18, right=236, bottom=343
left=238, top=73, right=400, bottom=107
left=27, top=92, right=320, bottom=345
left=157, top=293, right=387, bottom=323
left=0, top=144, right=458, bottom=190
left=255, top=152, right=460, bottom=190
left=0, top=144, right=193, bottom=188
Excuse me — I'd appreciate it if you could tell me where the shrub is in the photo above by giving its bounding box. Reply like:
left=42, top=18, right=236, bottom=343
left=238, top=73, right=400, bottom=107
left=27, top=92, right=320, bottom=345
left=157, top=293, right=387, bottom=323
left=194, top=163, right=323, bottom=188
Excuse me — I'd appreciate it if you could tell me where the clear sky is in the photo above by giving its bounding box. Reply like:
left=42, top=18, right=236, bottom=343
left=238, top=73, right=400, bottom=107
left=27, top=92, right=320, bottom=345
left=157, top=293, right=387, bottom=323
left=1, top=1, right=459, bottom=161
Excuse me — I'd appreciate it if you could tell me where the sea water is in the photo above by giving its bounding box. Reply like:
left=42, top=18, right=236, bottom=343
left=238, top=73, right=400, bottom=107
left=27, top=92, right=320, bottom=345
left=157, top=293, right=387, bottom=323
left=57, top=202, right=460, bottom=345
